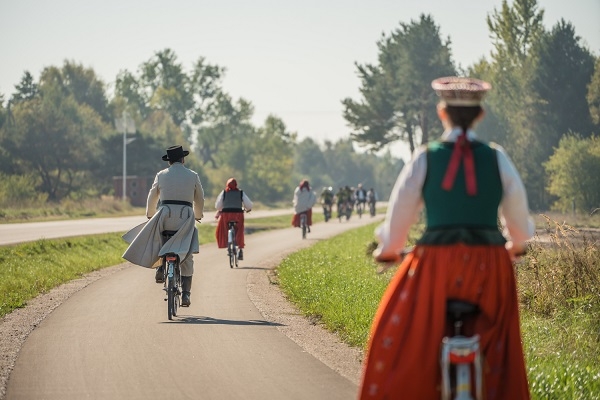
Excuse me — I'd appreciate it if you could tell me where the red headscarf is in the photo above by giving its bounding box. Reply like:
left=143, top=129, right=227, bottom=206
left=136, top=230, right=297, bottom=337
left=226, top=178, right=238, bottom=192
left=299, top=179, right=310, bottom=191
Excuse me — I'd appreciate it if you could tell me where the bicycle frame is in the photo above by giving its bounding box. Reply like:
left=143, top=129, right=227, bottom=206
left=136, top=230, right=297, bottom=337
left=441, top=300, right=482, bottom=400
left=227, top=221, right=238, bottom=268
left=300, top=212, right=308, bottom=239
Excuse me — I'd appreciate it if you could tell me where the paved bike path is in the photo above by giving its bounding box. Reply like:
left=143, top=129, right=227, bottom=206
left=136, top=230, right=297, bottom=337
left=5, top=215, right=381, bottom=400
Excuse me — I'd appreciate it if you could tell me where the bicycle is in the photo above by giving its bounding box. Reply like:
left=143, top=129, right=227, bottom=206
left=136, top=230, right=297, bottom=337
left=322, top=203, right=332, bottom=222
left=227, top=220, right=239, bottom=268
left=356, top=201, right=365, bottom=218
left=368, top=201, right=376, bottom=217
left=160, top=230, right=182, bottom=321
left=300, top=212, right=308, bottom=239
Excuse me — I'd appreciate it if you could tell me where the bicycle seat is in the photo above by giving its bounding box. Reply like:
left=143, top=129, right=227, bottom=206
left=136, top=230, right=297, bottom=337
left=161, top=230, right=178, bottom=239
left=446, top=299, right=479, bottom=319
left=227, top=221, right=237, bottom=227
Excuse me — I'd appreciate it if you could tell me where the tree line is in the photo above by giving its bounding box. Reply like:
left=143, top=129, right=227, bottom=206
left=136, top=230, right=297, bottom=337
left=343, top=0, right=599, bottom=212
left=1, top=0, right=598, bottom=213
left=0, top=49, right=402, bottom=208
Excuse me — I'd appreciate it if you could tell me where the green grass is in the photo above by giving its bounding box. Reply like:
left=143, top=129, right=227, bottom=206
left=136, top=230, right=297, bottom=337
left=277, top=224, right=389, bottom=347
left=0, top=234, right=130, bottom=317
left=277, top=220, right=600, bottom=399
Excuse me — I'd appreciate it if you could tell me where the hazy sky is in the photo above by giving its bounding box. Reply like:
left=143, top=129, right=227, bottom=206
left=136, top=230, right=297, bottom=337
left=1, top=0, right=598, bottom=158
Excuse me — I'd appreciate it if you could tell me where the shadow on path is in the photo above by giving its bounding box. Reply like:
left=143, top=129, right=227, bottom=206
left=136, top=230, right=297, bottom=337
left=161, top=315, right=285, bottom=327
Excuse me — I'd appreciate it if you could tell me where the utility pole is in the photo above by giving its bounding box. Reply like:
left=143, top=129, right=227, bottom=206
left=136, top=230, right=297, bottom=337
left=115, top=111, right=136, bottom=202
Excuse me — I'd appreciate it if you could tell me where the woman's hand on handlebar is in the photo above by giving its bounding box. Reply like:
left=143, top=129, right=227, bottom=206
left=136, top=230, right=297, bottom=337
left=506, top=241, right=527, bottom=263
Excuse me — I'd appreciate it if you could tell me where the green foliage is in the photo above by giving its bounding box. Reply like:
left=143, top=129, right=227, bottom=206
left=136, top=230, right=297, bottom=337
left=544, top=134, right=600, bottom=213
left=0, top=173, right=47, bottom=207
left=588, top=58, right=600, bottom=126
left=343, top=14, right=454, bottom=153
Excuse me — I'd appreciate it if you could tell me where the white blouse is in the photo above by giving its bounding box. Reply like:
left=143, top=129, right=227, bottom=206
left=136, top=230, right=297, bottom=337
left=374, top=128, right=535, bottom=260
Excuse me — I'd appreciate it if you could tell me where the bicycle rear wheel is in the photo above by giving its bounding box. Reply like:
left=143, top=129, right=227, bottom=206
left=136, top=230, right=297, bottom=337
left=301, top=214, right=307, bottom=239
left=167, top=275, right=175, bottom=320
left=228, top=242, right=235, bottom=268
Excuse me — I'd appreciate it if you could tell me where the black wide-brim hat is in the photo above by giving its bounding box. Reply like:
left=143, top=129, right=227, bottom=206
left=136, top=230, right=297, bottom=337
left=162, top=145, right=190, bottom=161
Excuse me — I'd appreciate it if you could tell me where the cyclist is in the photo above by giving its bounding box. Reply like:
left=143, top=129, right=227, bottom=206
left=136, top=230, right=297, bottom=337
left=355, top=183, right=367, bottom=214
left=320, top=186, right=334, bottom=221
left=123, top=145, right=205, bottom=307
left=292, top=179, right=316, bottom=231
left=215, top=178, right=253, bottom=260
left=335, top=186, right=349, bottom=220
left=359, top=77, right=534, bottom=399
left=366, top=188, right=378, bottom=216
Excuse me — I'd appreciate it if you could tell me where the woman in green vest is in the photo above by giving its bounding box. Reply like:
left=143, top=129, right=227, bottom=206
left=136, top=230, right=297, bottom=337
left=359, top=77, right=534, bottom=399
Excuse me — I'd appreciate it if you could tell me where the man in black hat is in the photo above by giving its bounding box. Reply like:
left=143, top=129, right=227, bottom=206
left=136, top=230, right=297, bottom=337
left=123, top=145, right=205, bottom=307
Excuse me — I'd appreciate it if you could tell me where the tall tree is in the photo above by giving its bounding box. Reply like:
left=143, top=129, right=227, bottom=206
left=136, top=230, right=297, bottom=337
left=11, top=72, right=39, bottom=103
left=139, top=49, right=193, bottom=127
left=243, top=115, right=295, bottom=202
left=531, top=20, right=596, bottom=146
left=1, top=80, right=110, bottom=201
left=485, top=0, right=548, bottom=208
left=587, top=58, right=600, bottom=128
left=343, top=14, right=455, bottom=153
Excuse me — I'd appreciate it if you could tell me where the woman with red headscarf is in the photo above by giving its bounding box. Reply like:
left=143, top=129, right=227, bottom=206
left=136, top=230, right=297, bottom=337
left=215, top=178, right=252, bottom=260
left=291, top=179, right=317, bottom=231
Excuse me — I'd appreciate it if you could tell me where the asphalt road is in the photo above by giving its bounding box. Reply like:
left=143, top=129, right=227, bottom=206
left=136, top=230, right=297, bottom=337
left=3, top=212, right=383, bottom=400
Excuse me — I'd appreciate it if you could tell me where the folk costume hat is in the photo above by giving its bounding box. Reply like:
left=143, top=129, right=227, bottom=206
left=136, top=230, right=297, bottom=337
left=431, top=77, right=492, bottom=196
left=431, top=76, right=491, bottom=106
left=162, top=145, right=189, bottom=162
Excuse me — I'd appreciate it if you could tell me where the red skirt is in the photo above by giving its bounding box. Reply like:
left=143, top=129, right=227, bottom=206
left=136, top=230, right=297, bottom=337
left=215, top=212, right=246, bottom=249
left=359, top=244, right=530, bottom=400
left=291, top=209, right=312, bottom=227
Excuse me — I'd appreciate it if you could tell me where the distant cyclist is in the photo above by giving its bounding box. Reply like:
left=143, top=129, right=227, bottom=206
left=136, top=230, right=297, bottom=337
left=367, top=187, right=378, bottom=216
left=320, top=186, right=334, bottom=221
left=292, top=179, right=317, bottom=231
left=215, top=178, right=253, bottom=260
left=355, top=183, right=367, bottom=214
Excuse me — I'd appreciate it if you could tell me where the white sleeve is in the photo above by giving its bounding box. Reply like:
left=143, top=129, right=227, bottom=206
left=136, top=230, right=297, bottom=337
left=495, top=145, right=535, bottom=246
left=374, top=148, right=426, bottom=260
left=242, top=192, right=253, bottom=210
left=214, top=191, right=224, bottom=211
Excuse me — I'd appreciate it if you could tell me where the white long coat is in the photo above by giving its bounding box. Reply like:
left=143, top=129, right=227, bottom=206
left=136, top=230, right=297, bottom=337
left=122, top=162, right=205, bottom=276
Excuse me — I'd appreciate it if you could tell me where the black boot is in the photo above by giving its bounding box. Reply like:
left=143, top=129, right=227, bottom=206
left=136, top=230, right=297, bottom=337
left=181, top=275, right=192, bottom=306
left=155, top=266, right=165, bottom=283
left=238, top=248, right=244, bottom=260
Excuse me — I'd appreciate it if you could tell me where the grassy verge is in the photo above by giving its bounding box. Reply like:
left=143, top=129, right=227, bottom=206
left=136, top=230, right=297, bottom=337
left=0, top=213, right=301, bottom=318
left=277, top=220, right=600, bottom=399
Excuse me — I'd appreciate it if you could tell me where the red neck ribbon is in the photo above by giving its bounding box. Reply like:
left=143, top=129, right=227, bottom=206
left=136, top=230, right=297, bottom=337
left=441, top=131, right=477, bottom=196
